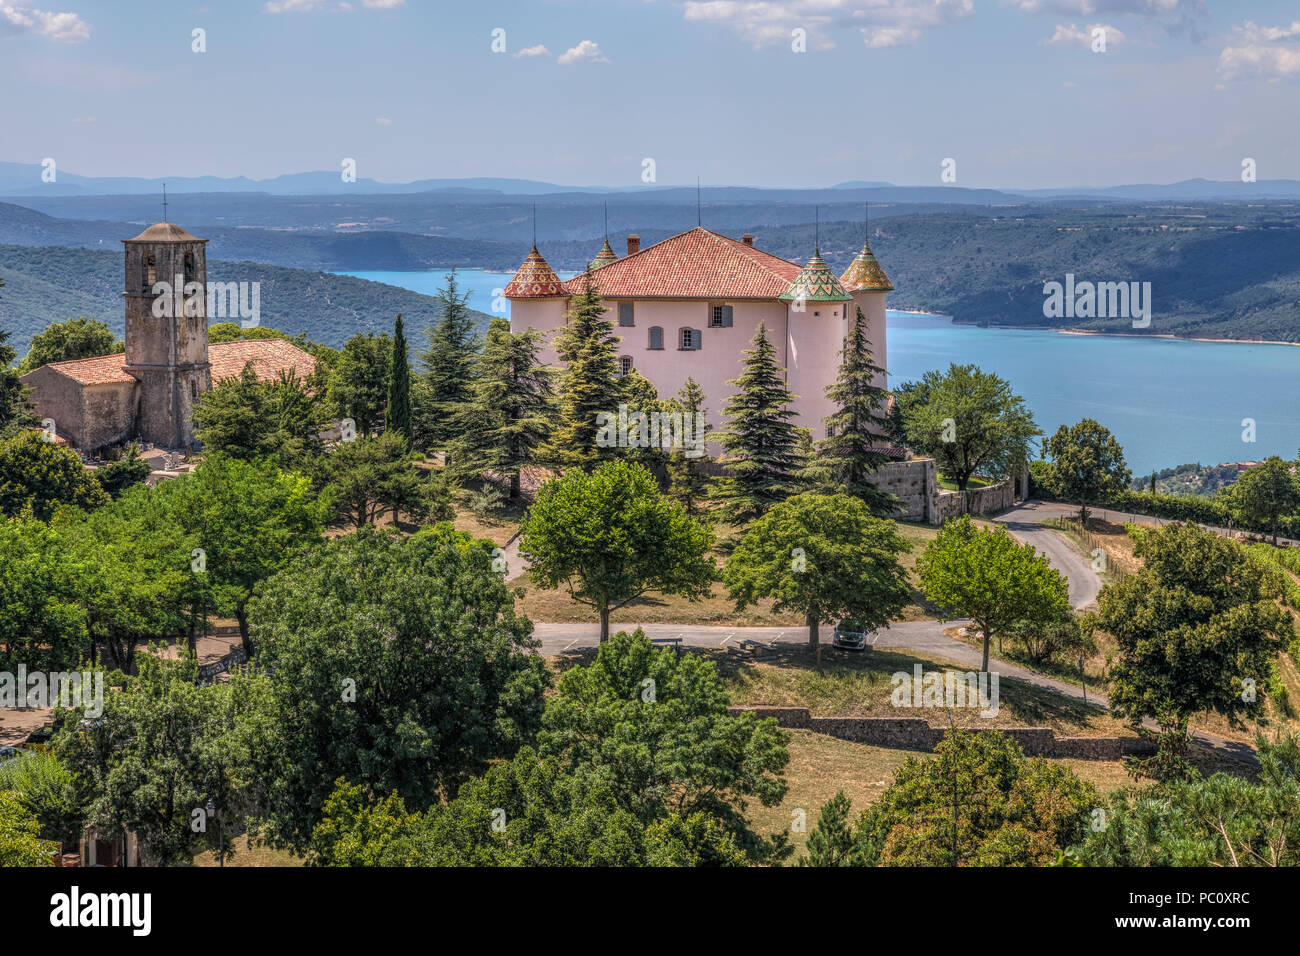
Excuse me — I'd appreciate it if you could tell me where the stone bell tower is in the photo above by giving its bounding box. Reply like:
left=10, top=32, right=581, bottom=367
left=122, top=221, right=211, bottom=449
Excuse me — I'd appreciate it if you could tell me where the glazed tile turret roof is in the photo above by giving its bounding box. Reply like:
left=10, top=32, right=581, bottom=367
left=559, top=227, right=800, bottom=299
left=840, top=238, right=894, bottom=292
left=503, top=245, right=568, bottom=298
left=779, top=250, right=852, bottom=302
left=589, top=238, right=618, bottom=270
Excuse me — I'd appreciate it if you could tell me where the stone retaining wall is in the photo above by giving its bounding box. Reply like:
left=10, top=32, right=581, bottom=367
left=729, top=706, right=1154, bottom=760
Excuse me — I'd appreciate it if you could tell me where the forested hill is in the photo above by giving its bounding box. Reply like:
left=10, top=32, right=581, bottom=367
left=0, top=244, right=496, bottom=353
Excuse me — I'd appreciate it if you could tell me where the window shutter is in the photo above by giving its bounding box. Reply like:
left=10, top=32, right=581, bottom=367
left=722, top=305, right=733, bottom=327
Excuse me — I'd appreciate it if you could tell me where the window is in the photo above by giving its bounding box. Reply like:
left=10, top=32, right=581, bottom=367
left=709, top=304, right=733, bottom=328
left=190, top=380, right=199, bottom=401
left=648, top=326, right=664, bottom=350
left=619, top=303, right=635, bottom=327
left=678, top=328, right=701, bottom=351
left=618, top=356, right=633, bottom=377
left=183, top=252, right=196, bottom=283
left=143, top=254, right=157, bottom=291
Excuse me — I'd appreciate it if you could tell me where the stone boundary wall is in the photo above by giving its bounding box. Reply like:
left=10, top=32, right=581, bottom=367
left=871, top=458, right=935, bottom=522
left=931, top=476, right=1017, bottom=525
left=729, top=706, right=1155, bottom=760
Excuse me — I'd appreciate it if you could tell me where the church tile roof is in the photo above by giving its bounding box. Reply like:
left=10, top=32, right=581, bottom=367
left=31, top=338, right=315, bottom=387
left=125, top=222, right=204, bottom=243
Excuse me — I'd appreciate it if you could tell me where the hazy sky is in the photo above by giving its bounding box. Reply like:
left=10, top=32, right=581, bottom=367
left=2, top=0, right=1298, bottom=188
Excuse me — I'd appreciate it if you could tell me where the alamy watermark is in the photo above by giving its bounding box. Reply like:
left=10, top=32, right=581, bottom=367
left=1042, top=274, right=1151, bottom=328
left=150, top=276, right=261, bottom=328
left=890, top=664, right=1000, bottom=718
left=596, top=405, right=707, bottom=459
left=1, top=666, right=103, bottom=718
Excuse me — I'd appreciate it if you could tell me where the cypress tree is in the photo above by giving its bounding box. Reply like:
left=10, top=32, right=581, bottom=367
left=545, top=272, right=624, bottom=472
left=802, top=307, right=897, bottom=515
left=414, top=268, right=480, bottom=453
left=386, top=313, right=411, bottom=442
left=448, top=319, right=557, bottom=499
left=713, top=322, right=801, bottom=525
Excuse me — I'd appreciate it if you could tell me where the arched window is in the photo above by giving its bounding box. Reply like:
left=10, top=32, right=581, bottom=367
left=142, top=254, right=157, bottom=291
left=183, top=252, right=196, bottom=283
left=678, top=328, right=701, bottom=351
left=618, top=355, right=633, bottom=377
left=648, top=327, right=664, bottom=350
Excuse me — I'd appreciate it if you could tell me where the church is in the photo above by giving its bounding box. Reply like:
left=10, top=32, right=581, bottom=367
left=21, top=221, right=316, bottom=454
left=504, top=226, right=893, bottom=436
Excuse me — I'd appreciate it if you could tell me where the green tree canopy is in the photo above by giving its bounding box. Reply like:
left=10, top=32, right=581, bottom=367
left=713, top=322, right=801, bottom=525
left=804, top=731, right=1098, bottom=867
left=520, top=459, right=716, bottom=641
left=902, top=363, right=1040, bottom=490
left=328, top=331, right=391, bottom=437
left=918, top=515, right=1070, bottom=672
left=0, top=430, right=108, bottom=519
left=447, top=318, right=556, bottom=499
left=545, top=273, right=624, bottom=472
left=249, top=524, right=550, bottom=851
left=724, top=492, right=911, bottom=647
left=414, top=269, right=480, bottom=453
left=1041, top=418, right=1132, bottom=523
left=192, top=365, right=328, bottom=467
left=1096, top=522, right=1294, bottom=780
left=17, top=317, right=121, bottom=375
left=803, top=307, right=897, bottom=515
left=1223, top=455, right=1300, bottom=546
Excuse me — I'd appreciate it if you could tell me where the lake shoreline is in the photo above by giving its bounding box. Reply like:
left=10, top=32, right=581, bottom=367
left=894, top=310, right=1300, bottom=348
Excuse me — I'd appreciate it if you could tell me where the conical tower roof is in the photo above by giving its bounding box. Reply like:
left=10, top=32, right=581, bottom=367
left=589, top=238, right=618, bottom=271
left=840, top=238, right=893, bottom=292
left=779, top=250, right=852, bottom=302
left=503, top=245, right=568, bottom=298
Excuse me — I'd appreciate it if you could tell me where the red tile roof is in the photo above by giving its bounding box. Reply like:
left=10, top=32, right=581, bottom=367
left=31, top=352, right=136, bottom=386
left=503, top=245, right=568, bottom=298
left=208, top=338, right=316, bottom=382
left=558, top=227, right=802, bottom=300
left=32, top=338, right=315, bottom=387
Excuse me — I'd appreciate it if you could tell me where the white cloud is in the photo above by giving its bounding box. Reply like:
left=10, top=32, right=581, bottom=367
left=0, top=3, right=90, bottom=42
left=514, top=44, right=550, bottom=58
left=1219, top=21, right=1300, bottom=83
left=1044, top=22, right=1126, bottom=47
left=558, top=39, right=609, bottom=64
left=1008, top=0, right=1182, bottom=12
left=362, top=0, right=405, bottom=8
left=264, top=0, right=326, bottom=11
left=681, top=0, right=972, bottom=51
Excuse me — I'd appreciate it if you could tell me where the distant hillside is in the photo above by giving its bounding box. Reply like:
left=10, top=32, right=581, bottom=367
left=0, top=244, right=495, bottom=354
left=1128, top=462, right=1246, bottom=497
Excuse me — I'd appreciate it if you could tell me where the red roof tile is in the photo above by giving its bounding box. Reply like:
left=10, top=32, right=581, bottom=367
left=208, top=339, right=316, bottom=381
left=559, top=227, right=801, bottom=300
left=503, top=245, right=567, bottom=298
left=32, top=352, right=136, bottom=386
left=31, top=338, right=315, bottom=387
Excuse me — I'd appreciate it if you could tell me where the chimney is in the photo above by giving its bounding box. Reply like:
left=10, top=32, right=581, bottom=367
left=742, top=234, right=754, bottom=247
left=626, top=234, right=640, bottom=256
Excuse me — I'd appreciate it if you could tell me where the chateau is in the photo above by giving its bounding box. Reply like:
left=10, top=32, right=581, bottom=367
left=21, top=221, right=315, bottom=453
left=504, top=226, right=893, bottom=436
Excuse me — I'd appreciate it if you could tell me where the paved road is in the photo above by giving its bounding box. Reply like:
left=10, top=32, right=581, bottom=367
left=991, top=501, right=1104, bottom=609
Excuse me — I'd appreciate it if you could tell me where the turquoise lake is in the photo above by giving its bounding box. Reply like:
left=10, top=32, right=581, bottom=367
left=340, top=268, right=1300, bottom=476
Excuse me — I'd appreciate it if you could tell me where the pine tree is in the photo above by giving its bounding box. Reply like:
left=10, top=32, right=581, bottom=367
left=803, top=307, right=897, bottom=515
left=665, top=377, right=711, bottom=514
left=414, top=269, right=480, bottom=454
left=386, top=313, right=411, bottom=442
left=619, top=369, right=668, bottom=471
left=713, top=322, right=801, bottom=526
left=545, top=272, right=624, bottom=472
left=448, top=319, right=557, bottom=499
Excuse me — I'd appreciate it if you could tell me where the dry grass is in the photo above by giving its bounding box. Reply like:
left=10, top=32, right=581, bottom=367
left=192, top=835, right=302, bottom=867
left=712, top=644, right=1137, bottom=737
